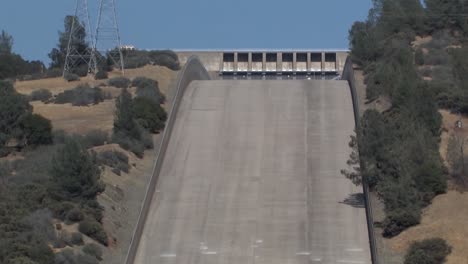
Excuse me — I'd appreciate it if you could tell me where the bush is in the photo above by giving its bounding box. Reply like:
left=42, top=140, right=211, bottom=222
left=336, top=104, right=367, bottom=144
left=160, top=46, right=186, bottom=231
left=424, top=49, right=450, bottom=65
left=84, top=130, right=108, bottom=147
left=71, top=232, right=84, bottom=246
left=111, top=132, right=145, bottom=158
left=383, top=207, right=421, bottom=237
left=404, top=238, right=451, bottom=264
left=76, top=254, right=99, bottom=264
left=50, top=201, right=76, bottom=221
left=135, top=81, right=165, bottom=104
left=415, top=49, right=424, bottom=66
left=148, top=50, right=180, bottom=70
left=19, top=113, right=53, bottom=146
left=131, top=76, right=157, bottom=88
left=82, top=243, right=103, bottom=260
left=97, top=150, right=130, bottom=174
left=81, top=200, right=104, bottom=223
left=78, top=219, right=108, bottom=246
left=30, top=89, right=52, bottom=102
left=108, top=77, right=130, bottom=88
left=63, top=73, right=80, bottom=82
left=132, top=97, right=167, bottom=133
left=54, top=84, right=105, bottom=106
left=45, top=68, right=62, bottom=78
left=66, top=208, right=84, bottom=222
left=55, top=249, right=99, bottom=264
left=94, top=71, right=108, bottom=80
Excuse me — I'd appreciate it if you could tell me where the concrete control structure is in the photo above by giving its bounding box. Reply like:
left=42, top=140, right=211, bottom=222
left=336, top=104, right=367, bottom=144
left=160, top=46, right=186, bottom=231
left=177, top=50, right=349, bottom=75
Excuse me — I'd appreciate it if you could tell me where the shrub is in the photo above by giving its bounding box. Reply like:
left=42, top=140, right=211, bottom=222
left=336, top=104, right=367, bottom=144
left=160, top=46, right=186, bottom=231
left=30, top=89, right=52, bottom=102
left=81, top=199, right=104, bottom=222
left=424, top=49, right=450, bottom=65
left=63, top=73, right=80, bottom=82
left=19, top=113, right=53, bottom=146
left=121, top=50, right=151, bottom=69
left=383, top=207, right=421, bottom=237
left=71, top=232, right=84, bottom=246
left=45, top=68, right=62, bottom=78
left=55, top=249, right=99, bottom=264
left=94, top=71, right=108, bottom=80
left=50, top=201, right=76, bottom=221
left=82, top=243, right=103, bottom=260
left=111, top=132, right=145, bottom=158
left=404, top=238, right=451, bottom=264
left=131, top=76, right=157, bottom=88
left=53, top=130, right=67, bottom=144
left=108, top=77, right=130, bottom=88
left=78, top=219, right=108, bottom=246
left=132, top=97, right=167, bottom=133
left=97, top=150, right=130, bottom=174
left=66, top=208, right=84, bottom=222
left=135, top=82, right=165, bottom=104
left=415, top=49, right=424, bottom=66
left=76, top=254, right=99, bottom=264
left=148, top=50, right=180, bottom=70
left=54, top=85, right=105, bottom=106
left=84, top=130, right=108, bottom=147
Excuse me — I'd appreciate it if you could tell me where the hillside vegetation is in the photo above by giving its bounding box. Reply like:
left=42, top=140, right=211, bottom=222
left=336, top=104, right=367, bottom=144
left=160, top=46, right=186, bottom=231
left=347, top=0, right=468, bottom=263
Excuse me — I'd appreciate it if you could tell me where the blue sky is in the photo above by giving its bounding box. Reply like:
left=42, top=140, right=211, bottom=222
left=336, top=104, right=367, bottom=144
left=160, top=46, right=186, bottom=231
left=0, top=0, right=372, bottom=64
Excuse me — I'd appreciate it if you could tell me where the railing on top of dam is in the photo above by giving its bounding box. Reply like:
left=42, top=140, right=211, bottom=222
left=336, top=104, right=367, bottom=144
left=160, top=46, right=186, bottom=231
left=342, top=57, right=379, bottom=264
left=124, top=56, right=211, bottom=264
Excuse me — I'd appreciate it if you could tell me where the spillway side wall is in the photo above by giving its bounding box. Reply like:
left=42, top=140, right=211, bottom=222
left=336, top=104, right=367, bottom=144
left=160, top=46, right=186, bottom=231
left=125, top=56, right=211, bottom=264
left=342, top=57, right=378, bottom=264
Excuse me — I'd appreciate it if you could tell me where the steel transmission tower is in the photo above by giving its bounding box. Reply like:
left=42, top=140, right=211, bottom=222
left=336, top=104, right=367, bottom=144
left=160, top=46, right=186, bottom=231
left=63, top=0, right=95, bottom=76
left=94, top=0, right=125, bottom=74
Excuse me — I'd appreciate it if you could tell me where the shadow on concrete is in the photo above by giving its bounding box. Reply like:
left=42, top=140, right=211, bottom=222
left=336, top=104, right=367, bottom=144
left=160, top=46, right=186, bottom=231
left=340, top=193, right=365, bottom=208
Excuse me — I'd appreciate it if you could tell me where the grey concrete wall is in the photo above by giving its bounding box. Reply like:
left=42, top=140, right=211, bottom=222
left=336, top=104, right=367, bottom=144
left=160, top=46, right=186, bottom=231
left=342, top=57, right=378, bottom=264
left=178, top=50, right=348, bottom=74
left=125, top=56, right=211, bottom=264
left=177, top=52, right=222, bottom=72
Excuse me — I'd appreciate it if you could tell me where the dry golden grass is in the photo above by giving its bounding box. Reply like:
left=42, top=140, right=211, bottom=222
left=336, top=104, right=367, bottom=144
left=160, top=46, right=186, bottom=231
left=389, top=191, right=468, bottom=264
left=14, top=65, right=178, bottom=134
left=411, top=35, right=433, bottom=48
left=31, top=100, right=115, bottom=135
left=108, top=65, right=178, bottom=95
left=387, top=109, right=468, bottom=264
left=15, top=65, right=178, bottom=96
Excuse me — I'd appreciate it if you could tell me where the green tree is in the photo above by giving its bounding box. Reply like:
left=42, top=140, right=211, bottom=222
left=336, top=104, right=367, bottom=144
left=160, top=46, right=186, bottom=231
left=132, top=97, right=167, bottom=133
left=49, top=139, right=104, bottom=201
left=425, top=0, right=467, bottom=32
left=114, top=88, right=140, bottom=139
left=19, top=114, right=53, bottom=146
left=48, top=16, right=89, bottom=69
left=0, top=30, right=13, bottom=54
left=0, top=81, right=32, bottom=148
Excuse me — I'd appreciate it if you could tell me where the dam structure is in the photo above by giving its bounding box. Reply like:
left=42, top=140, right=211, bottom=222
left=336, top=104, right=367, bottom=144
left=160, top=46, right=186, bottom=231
left=176, top=50, right=349, bottom=75
left=126, top=55, right=373, bottom=264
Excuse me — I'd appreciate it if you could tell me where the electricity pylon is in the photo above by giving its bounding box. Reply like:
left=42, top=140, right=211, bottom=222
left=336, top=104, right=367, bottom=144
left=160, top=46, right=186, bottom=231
left=93, top=0, right=125, bottom=74
left=63, top=0, right=95, bottom=76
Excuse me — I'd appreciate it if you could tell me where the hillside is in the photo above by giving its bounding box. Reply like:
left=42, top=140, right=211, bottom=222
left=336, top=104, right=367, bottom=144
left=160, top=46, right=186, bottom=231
left=0, top=66, right=178, bottom=264
left=348, top=1, right=468, bottom=263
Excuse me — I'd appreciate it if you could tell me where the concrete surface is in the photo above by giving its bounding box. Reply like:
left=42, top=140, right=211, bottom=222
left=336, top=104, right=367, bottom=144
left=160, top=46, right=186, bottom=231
left=134, top=80, right=371, bottom=264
